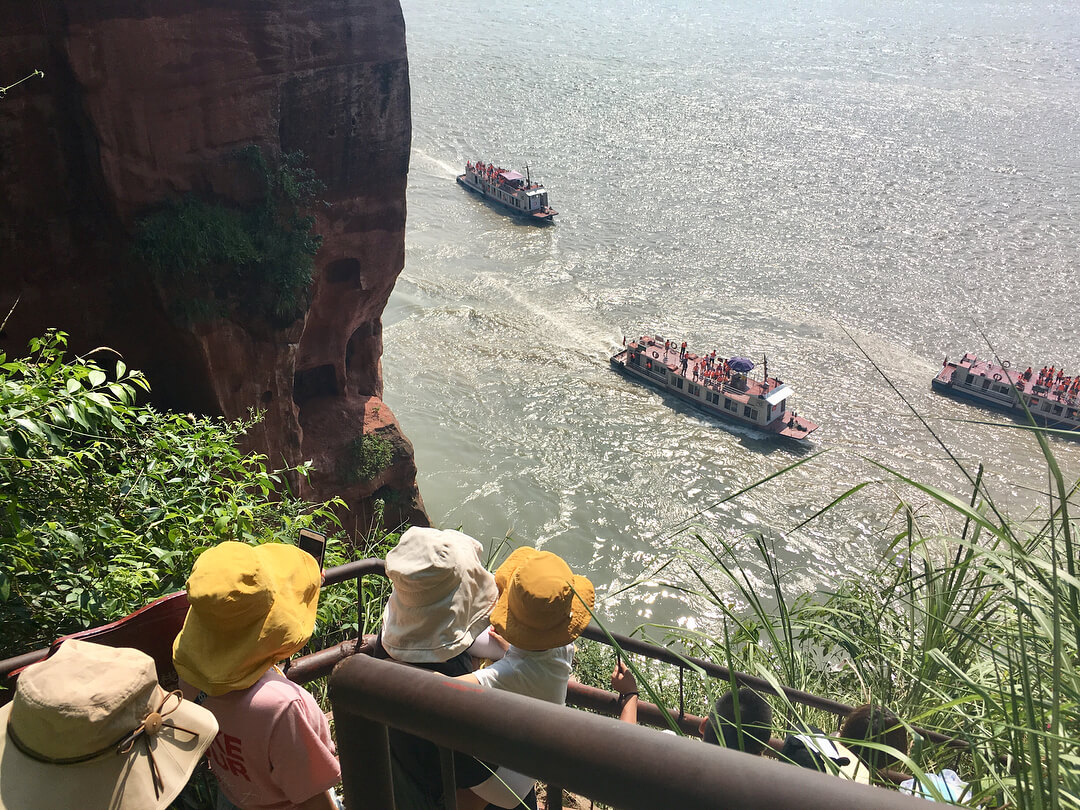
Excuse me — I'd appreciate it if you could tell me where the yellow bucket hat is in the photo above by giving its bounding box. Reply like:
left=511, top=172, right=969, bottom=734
left=172, top=541, right=320, bottom=696
left=488, top=547, right=594, bottom=651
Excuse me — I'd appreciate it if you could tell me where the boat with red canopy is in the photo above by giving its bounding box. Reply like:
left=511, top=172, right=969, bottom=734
left=611, top=335, right=818, bottom=439
left=457, top=161, right=557, bottom=222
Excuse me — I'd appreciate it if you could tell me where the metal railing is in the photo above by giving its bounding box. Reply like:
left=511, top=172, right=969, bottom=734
left=329, top=654, right=933, bottom=810
left=0, top=554, right=955, bottom=751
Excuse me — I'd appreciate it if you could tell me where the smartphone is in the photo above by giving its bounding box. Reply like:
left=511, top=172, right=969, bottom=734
left=297, top=528, right=327, bottom=570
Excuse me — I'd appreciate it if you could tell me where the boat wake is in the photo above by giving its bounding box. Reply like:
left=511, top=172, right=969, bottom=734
left=412, top=147, right=460, bottom=178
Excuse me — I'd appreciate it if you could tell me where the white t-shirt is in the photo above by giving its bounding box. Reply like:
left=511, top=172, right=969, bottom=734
left=472, top=643, right=574, bottom=705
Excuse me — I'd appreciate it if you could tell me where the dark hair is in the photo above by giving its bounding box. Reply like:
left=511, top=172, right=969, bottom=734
left=703, top=688, right=773, bottom=756
left=838, top=704, right=909, bottom=769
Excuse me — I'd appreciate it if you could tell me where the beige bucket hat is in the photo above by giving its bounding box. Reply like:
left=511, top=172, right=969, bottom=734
left=0, top=639, right=218, bottom=810
left=381, top=527, right=498, bottom=663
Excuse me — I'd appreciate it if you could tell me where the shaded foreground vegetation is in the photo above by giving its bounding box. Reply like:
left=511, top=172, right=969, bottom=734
left=0, top=329, right=349, bottom=659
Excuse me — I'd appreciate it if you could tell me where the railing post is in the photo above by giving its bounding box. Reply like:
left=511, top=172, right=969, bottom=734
left=334, top=699, right=394, bottom=810
left=678, top=668, right=685, bottom=720
left=438, top=746, right=458, bottom=810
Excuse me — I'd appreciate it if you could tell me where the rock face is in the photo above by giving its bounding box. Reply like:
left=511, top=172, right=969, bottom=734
left=0, top=0, right=427, bottom=533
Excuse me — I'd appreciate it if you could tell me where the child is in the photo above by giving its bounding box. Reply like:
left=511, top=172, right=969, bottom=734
left=375, top=527, right=501, bottom=808
left=0, top=639, right=218, bottom=810
left=172, top=541, right=340, bottom=810
left=701, top=687, right=775, bottom=756
left=456, top=547, right=594, bottom=810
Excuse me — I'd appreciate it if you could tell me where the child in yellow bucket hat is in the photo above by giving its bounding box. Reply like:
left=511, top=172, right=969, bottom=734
left=172, top=541, right=340, bottom=810
left=458, top=546, right=594, bottom=704
left=455, top=547, right=593, bottom=810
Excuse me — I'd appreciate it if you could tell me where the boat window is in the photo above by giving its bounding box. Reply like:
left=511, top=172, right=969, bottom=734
left=674, top=378, right=684, bottom=389
left=779, top=399, right=786, bottom=412
left=743, top=406, right=758, bottom=421
left=1052, top=405, right=1063, bottom=415
left=981, top=378, right=991, bottom=389
left=725, top=398, right=736, bottom=411
left=688, top=384, right=699, bottom=396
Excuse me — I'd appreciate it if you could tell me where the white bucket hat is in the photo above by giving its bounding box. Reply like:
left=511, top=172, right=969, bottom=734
left=0, top=638, right=218, bottom=810
left=381, top=527, right=498, bottom=663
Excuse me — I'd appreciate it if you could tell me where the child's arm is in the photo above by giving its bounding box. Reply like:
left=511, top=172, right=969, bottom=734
left=466, top=627, right=509, bottom=660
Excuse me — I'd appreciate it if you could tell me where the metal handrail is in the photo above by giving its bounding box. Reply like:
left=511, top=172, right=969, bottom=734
left=329, top=655, right=932, bottom=810
left=0, top=553, right=953, bottom=749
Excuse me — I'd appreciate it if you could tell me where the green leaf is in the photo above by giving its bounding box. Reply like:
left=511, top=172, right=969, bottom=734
left=87, top=370, right=106, bottom=388
left=66, top=377, right=82, bottom=394
left=14, top=418, right=43, bottom=437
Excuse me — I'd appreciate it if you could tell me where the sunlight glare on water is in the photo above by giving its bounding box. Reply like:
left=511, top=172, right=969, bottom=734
left=384, top=0, right=1080, bottom=633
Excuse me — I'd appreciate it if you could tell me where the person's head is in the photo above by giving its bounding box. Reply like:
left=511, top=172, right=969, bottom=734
left=701, top=688, right=773, bottom=756
left=839, top=704, right=909, bottom=769
left=172, top=540, right=321, bottom=696
left=0, top=639, right=218, bottom=810
left=381, top=527, right=498, bottom=663
left=489, top=547, right=594, bottom=651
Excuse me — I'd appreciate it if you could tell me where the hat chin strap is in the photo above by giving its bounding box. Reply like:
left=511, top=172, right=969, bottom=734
left=7, top=690, right=201, bottom=800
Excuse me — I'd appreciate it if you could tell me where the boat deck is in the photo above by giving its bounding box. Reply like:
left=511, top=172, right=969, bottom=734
left=938, top=357, right=1080, bottom=406
left=615, top=336, right=818, bottom=438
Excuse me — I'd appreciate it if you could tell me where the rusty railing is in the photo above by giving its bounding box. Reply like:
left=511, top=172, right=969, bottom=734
left=329, top=654, right=933, bottom=810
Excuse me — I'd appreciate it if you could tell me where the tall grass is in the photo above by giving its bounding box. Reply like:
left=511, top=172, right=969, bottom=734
left=623, top=351, right=1080, bottom=807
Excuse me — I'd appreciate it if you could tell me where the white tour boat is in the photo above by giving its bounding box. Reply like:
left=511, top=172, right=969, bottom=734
left=457, top=161, right=556, bottom=222
left=611, top=335, right=818, bottom=439
left=933, top=353, right=1080, bottom=435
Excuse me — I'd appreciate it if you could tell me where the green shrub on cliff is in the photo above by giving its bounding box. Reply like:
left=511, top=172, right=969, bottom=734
left=340, top=432, right=395, bottom=484
left=0, top=329, right=342, bottom=658
left=133, top=147, right=324, bottom=325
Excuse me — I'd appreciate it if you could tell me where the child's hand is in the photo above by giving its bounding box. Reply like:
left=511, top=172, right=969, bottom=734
left=611, top=660, right=637, bottom=694
left=488, top=630, right=510, bottom=655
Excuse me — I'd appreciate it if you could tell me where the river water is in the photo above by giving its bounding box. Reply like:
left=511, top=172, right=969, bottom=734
left=383, top=0, right=1080, bottom=634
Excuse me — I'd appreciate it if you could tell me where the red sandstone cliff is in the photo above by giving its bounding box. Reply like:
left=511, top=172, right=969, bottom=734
left=0, top=0, right=427, bottom=534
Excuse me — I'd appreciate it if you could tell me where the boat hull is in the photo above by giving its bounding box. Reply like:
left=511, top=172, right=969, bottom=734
left=457, top=175, right=556, bottom=222
left=610, top=346, right=817, bottom=440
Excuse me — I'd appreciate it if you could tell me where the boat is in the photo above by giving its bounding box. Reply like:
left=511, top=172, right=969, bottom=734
left=457, top=161, right=557, bottom=222
left=933, top=353, right=1080, bottom=435
left=610, top=335, right=818, bottom=439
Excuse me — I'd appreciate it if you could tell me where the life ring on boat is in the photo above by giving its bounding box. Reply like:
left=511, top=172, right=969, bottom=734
left=651, top=351, right=659, bottom=358
left=1001, top=360, right=1011, bottom=369
left=994, top=373, right=1002, bottom=381
left=646, top=361, right=653, bottom=370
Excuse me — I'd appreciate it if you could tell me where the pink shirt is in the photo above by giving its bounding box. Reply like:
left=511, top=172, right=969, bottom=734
left=191, top=668, right=340, bottom=810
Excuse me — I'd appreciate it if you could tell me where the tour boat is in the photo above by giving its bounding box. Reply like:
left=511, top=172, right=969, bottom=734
left=457, top=161, right=556, bottom=222
left=933, top=353, right=1080, bottom=435
left=610, top=335, right=818, bottom=439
